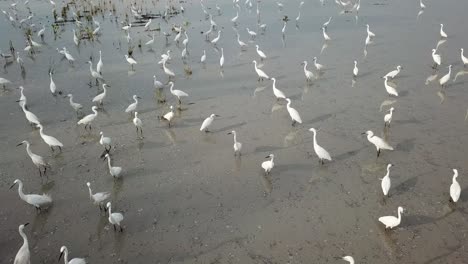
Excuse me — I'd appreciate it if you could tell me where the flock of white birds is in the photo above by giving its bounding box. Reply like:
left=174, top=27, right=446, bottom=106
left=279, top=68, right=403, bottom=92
left=1, top=0, right=466, bottom=263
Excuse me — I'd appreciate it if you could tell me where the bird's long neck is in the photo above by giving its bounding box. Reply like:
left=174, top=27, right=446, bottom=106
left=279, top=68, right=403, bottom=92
left=134, top=97, right=138, bottom=104
left=233, top=133, right=237, bottom=144
left=17, top=182, right=26, bottom=201
left=39, top=126, right=44, bottom=136
left=397, top=210, right=402, bottom=223
left=270, top=156, right=274, bottom=163
left=107, top=157, right=112, bottom=170
left=69, top=96, right=74, bottom=105
left=312, top=131, right=318, bottom=147
left=272, top=79, right=276, bottom=88
left=448, top=67, right=452, bottom=75
left=89, top=63, right=93, bottom=72
left=170, top=84, right=174, bottom=92
left=25, top=143, right=33, bottom=158
left=108, top=204, right=112, bottom=215
left=19, top=228, right=29, bottom=249
left=385, top=167, right=390, bottom=178
left=87, top=186, right=93, bottom=198
left=303, top=63, right=307, bottom=72
left=63, top=249, right=69, bottom=264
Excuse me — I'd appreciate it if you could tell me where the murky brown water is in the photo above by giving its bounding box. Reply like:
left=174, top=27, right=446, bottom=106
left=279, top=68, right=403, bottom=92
left=1, top=0, right=468, bottom=263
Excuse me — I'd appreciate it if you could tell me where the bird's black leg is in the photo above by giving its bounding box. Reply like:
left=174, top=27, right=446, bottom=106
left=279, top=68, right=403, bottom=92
left=120, top=226, right=123, bottom=232
left=377, top=149, right=381, bottom=157
left=58, top=146, right=62, bottom=152
left=113, top=225, right=116, bottom=231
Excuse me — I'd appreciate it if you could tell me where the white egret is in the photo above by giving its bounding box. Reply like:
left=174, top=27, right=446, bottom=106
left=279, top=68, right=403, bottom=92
left=72, top=29, right=79, bottom=45
left=10, top=179, right=52, bottom=210
left=125, top=95, right=141, bottom=113
left=17, top=140, right=48, bottom=175
left=104, top=154, right=122, bottom=178
left=384, top=107, right=395, bottom=127
left=309, top=128, right=332, bottom=164
left=58, top=246, right=86, bottom=264
left=14, top=223, right=30, bottom=264
left=209, top=14, right=217, bottom=28
left=49, top=72, right=56, bottom=95
left=323, top=16, right=332, bottom=28
left=381, top=164, right=392, bottom=196
left=99, top=131, right=111, bottom=151
left=97, top=51, right=103, bottom=74
left=17, top=86, right=27, bottom=108
left=144, top=18, right=152, bottom=30
left=87, top=61, right=104, bottom=85
left=220, top=48, right=225, bottom=68
left=126, top=32, right=133, bottom=43
left=342, top=256, right=354, bottom=264
left=86, top=182, right=110, bottom=210
left=21, top=103, right=40, bottom=126
left=37, top=25, right=45, bottom=38
left=420, top=0, right=425, bottom=9
left=77, top=106, right=99, bottom=130
left=440, top=24, right=447, bottom=38
left=322, top=27, right=331, bottom=41
left=66, top=94, right=82, bottom=113
left=285, top=98, right=302, bottom=125
left=270, top=78, right=286, bottom=100
left=384, top=65, right=402, bottom=79
left=0, top=77, right=12, bottom=89
left=92, top=84, right=108, bottom=105
left=211, top=30, right=221, bottom=45
left=130, top=110, right=144, bottom=138
left=124, top=55, right=137, bottom=70
left=302, top=61, right=314, bottom=82
left=255, top=45, right=267, bottom=60
left=37, top=124, right=63, bottom=151
left=281, top=21, right=287, bottom=35
left=379, top=206, right=404, bottom=229
left=366, top=24, right=375, bottom=38
left=439, top=65, right=452, bottom=87
left=122, top=23, right=131, bottom=31
left=203, top=25, right=214, bottom=40
left=236, top=33, right=248, bottom=49
left=461, top=48, right=468, bottom=66
left=261, top=154, right=275, bottom=174
left=227, top=130, right=242, bottom=155
left=145, top=33, right=155, bottom=46
left=200, top=114, right=219, bottom=132
left=353, top=60, right=358, bottom=77
left=312, top=57, right=324, bottom=71
left=383, top=76, right=399, bottom=96
left=362, top=130, right=394, bottom=157
left=153, top=75, right=164, bottom=89
left=432, top=49, right=441, bottom=68
left=168, top=82, right=188, bottom=104
left=16, top=52, right=24, bottom=70
left=63, top=48, right=75, bottom=63
left=201, top=50, right=206, bottom=63
left=231, top=11, right=239, bottom=24
left=106, top=202, right=124, bottom=232
left=163, top=61, right=175, bottom=78
left=450, top=169, right=461, bottom=203
left=162, top=105, right=175, bottom=127
left=246, top=28, right=257, bottom=39
left=252, top=60, right=269, bottom=81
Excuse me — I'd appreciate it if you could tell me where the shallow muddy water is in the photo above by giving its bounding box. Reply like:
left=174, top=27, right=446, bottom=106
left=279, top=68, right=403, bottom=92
left=1, top=0, right=468, bottom=263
